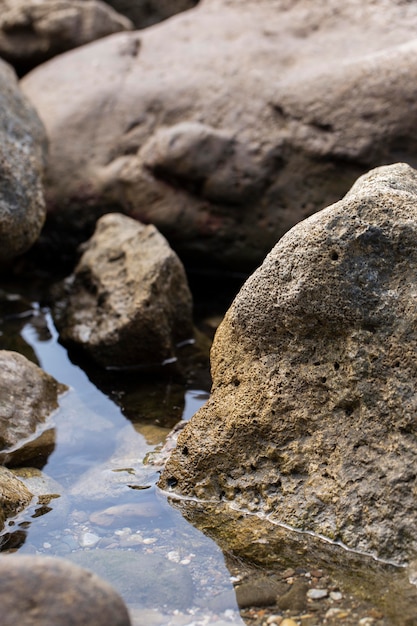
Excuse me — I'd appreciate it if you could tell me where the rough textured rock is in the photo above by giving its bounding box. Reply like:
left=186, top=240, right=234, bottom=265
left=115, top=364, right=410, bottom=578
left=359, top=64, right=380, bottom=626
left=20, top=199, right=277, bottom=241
left=103, top=0, right=198, bottom=28
left=0, top=58, right=46, bottom=260
left=0, top=466, right=33, bottom=529
left=0, top=0, right=132, bottom=75
left=53, top=212, right=193, bottom=368
left=0, top=351, right=67, bottom=463
left=21, top=0, right=417, bottom=270
left=0, top=555, right=131, bottom=625
left=160, top=163, right=417, bottom=565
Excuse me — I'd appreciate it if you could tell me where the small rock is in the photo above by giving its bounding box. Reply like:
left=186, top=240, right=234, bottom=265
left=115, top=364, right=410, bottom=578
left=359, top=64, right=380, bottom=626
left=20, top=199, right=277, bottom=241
left=329, top=591, right=343, bottom=601
left=280, top=620, right=298, bottom=626
left=79, top=532, right=100, bottom=548
left=307, top=588, right=328, bottom=600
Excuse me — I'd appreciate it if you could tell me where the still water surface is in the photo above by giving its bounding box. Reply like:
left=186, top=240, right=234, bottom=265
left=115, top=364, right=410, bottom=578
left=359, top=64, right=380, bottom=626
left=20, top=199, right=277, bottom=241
left=0, top=290, right=243, bottom=626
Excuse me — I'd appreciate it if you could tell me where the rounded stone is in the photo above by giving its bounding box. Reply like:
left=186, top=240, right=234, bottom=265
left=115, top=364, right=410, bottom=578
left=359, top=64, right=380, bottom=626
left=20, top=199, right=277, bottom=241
left=0, top=554, right=131, bottom=625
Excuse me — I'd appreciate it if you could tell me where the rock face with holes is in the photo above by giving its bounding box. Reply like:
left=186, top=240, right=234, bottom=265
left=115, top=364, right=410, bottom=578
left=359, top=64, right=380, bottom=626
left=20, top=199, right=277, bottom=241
left=160, top=163, right=417, bottom=565
left=0, top=0, right=132, bottom=75
left=103, top=0, right=199, bottom=28
left=20, top=0, right=417, bottom=270
left=0, top=58, right=46, bottom=261
left=53, top=212, right=193, bottom=368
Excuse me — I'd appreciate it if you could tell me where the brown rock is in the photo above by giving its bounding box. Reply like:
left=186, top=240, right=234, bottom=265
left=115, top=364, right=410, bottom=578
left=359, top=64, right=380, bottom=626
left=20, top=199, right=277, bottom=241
left=0, top=555, right=131, bottom=625
left=0, top=0, right=132, bottom=75
left=0, top=466, right=33, bottom=528
left=53, top=212, right=193, bottom=368
left=160, top=163, right=417, bottom=564
left=0, top=350, right=67, bottom=464
left=21, top=0, right=417, bottom=270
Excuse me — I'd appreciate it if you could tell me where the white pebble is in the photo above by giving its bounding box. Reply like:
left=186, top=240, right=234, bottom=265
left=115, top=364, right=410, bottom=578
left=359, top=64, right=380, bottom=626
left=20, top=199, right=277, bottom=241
left=330, top=590, right=343, bottom=601
left=307, top=588, right=328, bottom=600
left=43, top=542, right=51, bottom=549
left=167, top=550, right=181, bottom=562
left=143, top=537, right=157, bottom=544
left=79, top=532, right=100, bottom=548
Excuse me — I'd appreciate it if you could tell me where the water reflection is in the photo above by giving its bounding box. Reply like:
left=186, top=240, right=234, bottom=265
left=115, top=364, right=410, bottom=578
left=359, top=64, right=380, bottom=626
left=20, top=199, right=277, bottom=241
left=0, top=297, right=243, bottom=625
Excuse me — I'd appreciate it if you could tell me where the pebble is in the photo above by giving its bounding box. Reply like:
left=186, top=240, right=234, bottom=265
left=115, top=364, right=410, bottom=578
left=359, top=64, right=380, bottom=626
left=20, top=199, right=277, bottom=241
left=358, top=619, right=375, bottom=626
left=79, top=532, right=100, bottom=548
left=266, top=616, right=282, bottom=625
left=307, top=588, right=328, bottom=600
left=329, top=591, right=343, bottom=601
left=143, top=537, right=158, bottom=544
left=280, top=620, right=298, bottom=626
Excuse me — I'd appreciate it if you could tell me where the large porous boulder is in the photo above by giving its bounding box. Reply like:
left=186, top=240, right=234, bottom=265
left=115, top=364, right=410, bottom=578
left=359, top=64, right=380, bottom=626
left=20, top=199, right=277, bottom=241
left=21, top=0, right=417, bottom=271
left=53, top=212, right=193, bottom=368
left=0, top=58, right=46, bottom=261
left=0, top=466, right=33, bottom=529
left=0, top=351, right=67, bottom=466
left=160, top=162, right=417, bottom=565
left=103, top=0, right=199, bottom=28
left=0, top=555, right=131, bottom=625
left=0, top=0, right=132, bottom=75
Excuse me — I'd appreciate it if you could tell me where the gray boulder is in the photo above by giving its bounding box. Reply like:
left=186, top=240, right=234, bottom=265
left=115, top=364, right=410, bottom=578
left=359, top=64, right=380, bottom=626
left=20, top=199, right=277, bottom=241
left=20, top=0, right=417, bottom=270
left=0, top=58, right=46, bottom=260
left=160, top=163, right=417, bottom=565
left=0, top=555, right=131, bottom=625
left=53, top=212, right=193, bottom=368
left=0, top=0, right=132, bottom=75
left=103, top=0, right=199, bottom=28
left=0, top=350, right=67, bottom=466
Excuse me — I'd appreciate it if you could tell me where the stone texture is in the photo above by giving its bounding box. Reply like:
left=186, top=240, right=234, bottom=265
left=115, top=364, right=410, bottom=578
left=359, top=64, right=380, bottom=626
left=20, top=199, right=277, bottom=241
left=160, top=163, right=417, bottom=565
left=0, top=466, right=33, bottom=529
left=0, top=555, right=131, bottom=625
left=0, top=0, right=132, bottom=75
left=0, top=58, right=46, bottom=260
left=21, top=0, right=417, bottom=271
left=103, top=0, right=198, bottom=28
left=53, top=212, right=193, bottom=368
left=0, top=350, right=67, bottom=463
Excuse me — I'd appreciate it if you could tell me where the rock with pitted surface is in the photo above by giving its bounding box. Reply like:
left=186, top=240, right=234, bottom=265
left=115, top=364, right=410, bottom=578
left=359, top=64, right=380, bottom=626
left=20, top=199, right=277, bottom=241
left=0, top=0, right=132, bottom=75
left=0, top=58, right=46, bottom=261
left=103, top=0, right=199, bottom=28
left=0, top=555, right=131, bottom=625
left=0, top=350, right=67, bottom=466
left=21, top=0, right=417, bottom=271
left=160, top=163, right=417, bottom=565
left=53, top=212, right=193, bottom=368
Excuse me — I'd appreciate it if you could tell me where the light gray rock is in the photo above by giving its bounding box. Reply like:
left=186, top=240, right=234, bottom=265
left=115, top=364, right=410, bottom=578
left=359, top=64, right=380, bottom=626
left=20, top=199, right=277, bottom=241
left=103, top=0, right=198, bottom=28
left=53, top=212, right=193, bottom=368
left=0, top=466, right=33, bottom=528
left=0, top=0, right=132, bottom=75
left=0, top=58, right=46, bottom=260
left=0, top=555, right=131, bottom=625
left=20, top=0, right=417, bottom=271
left=0, top=350, right=67, bottom=465
left=160, top=163, right=417, bottom=565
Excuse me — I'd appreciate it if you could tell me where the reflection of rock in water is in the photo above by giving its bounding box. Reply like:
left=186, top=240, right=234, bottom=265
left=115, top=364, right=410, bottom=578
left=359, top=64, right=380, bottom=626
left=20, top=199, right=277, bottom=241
left=169, top=498, right=417, bottom=625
